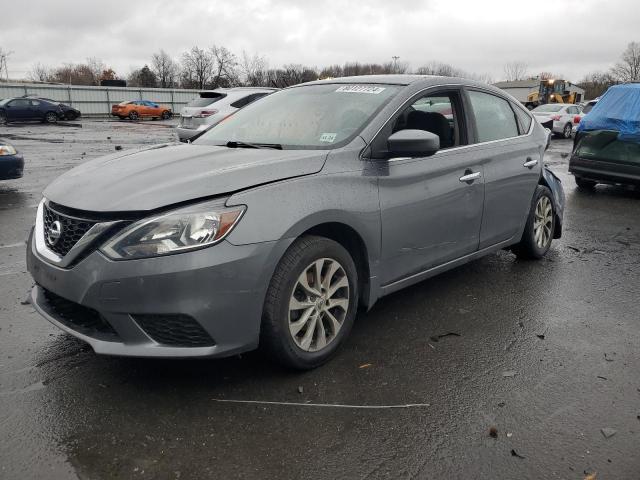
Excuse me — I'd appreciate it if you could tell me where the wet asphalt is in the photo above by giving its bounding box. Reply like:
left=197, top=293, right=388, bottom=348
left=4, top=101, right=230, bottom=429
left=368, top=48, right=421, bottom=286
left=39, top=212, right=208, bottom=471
left=0, top=120, right=639, bottom=480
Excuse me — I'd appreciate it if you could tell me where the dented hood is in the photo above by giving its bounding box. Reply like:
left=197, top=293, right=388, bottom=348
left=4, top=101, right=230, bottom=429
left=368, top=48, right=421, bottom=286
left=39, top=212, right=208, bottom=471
left=44, top=143, right=327, bottom=212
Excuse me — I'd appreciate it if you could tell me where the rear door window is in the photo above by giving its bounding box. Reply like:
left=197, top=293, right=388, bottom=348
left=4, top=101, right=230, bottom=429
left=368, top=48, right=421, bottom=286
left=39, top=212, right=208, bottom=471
left=468, top=90, right=519, bottom=142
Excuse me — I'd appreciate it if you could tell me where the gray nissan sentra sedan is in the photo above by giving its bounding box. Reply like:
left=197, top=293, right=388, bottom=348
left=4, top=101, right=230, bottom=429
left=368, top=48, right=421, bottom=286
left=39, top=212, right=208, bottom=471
left=26, top=75, right=565, bottom=369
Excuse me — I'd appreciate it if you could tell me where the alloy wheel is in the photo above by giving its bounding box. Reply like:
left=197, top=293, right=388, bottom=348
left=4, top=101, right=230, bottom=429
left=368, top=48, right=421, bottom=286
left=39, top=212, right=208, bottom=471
left=288, top=258, right=349, bottom=352
left=563, top=123, right=572, bottom=138
left=533, top=195, right=553, bottom=249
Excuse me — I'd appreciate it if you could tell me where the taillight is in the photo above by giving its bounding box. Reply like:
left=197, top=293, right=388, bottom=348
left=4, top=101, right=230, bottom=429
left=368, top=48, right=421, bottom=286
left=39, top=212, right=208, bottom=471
left=551, top=115, right=561, bottom=121
left=194, top=109, right=218, bottom=118
left=573, top=115, right=581, bottom=124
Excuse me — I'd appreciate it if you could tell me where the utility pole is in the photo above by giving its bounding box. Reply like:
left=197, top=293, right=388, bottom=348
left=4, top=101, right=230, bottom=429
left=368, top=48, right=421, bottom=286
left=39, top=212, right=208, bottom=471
left=392, top=56, right=400, bottom=73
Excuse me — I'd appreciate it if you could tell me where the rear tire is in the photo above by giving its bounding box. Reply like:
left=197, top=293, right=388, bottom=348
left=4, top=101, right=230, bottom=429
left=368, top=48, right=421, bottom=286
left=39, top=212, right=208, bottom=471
left=261, top=236, right=358, bottom=370
left=513, top=185, right=555, bottom=260
left=563, top=122, right=572, bottom=139
left=161, top=110, right=171, bottom=120
left=45, top=111, right=58, bottom=124
left=128, top=110, right=139, bottom=121
left=0, top=111, right=6, bottom=125
left=575, top=177, right=597, bottom=190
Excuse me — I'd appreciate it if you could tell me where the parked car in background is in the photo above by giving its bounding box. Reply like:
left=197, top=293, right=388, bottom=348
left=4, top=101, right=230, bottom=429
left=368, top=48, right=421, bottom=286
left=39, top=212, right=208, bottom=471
left=27, top=76, right=564, bottom=370
left=581, top=98, right=599, bottom=114
left=0, top=97, right=64, bottom=124
left=571, top=84, right=640, bottom=189
left=177, top=87, right=277, bottom=141
left=111, top=101, right=172, bottom=121
left=0, top=139, right=24, bottom=180
left=21, top=96, right=82, bottom=120
left=531, top=103, right=582, bottom=139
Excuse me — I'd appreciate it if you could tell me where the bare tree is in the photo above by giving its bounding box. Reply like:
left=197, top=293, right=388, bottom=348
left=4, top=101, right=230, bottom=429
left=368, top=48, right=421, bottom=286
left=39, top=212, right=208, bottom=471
left=0, top=47, right=13, bottom=81
left=503, top=61, right=528, bottom=81
left=128, top=65, right=157, bottom=88
left=579, top=71, right=618, bottom=99
left=611, top=41, right=640, bottom=82
left=415, top=62, right=464, bottom=77
left=210, top=45, right=239, bottom=88
left=85, top=57, right=106, bottom=85
left=240, top=51, right=269, bottom=86
left=29, top=62, right=51, bottom=82
left=151, top=50, right=179, bottom=88
left=181, top=46, right=214, bottom=89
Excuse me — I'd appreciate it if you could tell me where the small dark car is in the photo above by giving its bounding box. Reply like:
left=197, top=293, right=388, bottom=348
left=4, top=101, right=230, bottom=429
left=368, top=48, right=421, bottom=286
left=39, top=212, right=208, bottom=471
left=0, top=97, right=64, bottom=124
left=0, top=140, right=24, bottom=180
left=571, top=84, right=640, bottom=189
left=23, top=97, right=82, bottom=120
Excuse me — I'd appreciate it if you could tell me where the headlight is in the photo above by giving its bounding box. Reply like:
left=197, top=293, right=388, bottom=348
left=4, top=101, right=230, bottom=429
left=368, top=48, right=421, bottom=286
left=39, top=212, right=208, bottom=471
left=0, top=145, right=17, bottom=156
left=100, top=201, right=245, bottom=260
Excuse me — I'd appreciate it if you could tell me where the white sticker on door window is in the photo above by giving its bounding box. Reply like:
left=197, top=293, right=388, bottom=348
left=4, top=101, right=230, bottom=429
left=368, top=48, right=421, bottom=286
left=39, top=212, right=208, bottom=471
left=319, top=133, right=337, bottom=143
left=335, top=85, right=386, bottom=94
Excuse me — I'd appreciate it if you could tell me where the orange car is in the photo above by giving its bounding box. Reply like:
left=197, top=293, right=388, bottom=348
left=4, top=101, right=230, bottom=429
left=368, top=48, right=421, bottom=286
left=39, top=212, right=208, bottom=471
left=111, top=100, right=172, bottom=121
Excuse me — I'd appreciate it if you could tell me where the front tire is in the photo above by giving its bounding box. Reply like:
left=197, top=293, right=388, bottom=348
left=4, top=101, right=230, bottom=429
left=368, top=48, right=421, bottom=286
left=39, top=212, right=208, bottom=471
left=128, top=110, right=139, bottom=121
left=161, top=110, right=171, bottom=120
left=261, top=236, right=358, bottom=370
left=513, top=185, right=555, bottom=260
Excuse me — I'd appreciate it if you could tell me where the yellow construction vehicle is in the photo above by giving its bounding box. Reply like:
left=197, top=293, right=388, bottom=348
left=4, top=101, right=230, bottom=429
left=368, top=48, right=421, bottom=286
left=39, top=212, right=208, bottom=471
left=525, top=79, right=582, bottom=109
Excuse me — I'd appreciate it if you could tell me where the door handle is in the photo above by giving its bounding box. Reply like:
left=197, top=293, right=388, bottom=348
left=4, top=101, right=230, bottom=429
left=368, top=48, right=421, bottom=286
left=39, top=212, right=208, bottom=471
left=459, top=171, right=481, bottom=183
left=523, top=157, right=538, bottom=168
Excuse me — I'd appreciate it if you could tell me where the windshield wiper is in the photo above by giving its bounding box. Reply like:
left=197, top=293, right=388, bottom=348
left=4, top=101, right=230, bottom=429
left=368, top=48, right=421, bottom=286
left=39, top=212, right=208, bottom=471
left=226, top=141, right=283, bottom=150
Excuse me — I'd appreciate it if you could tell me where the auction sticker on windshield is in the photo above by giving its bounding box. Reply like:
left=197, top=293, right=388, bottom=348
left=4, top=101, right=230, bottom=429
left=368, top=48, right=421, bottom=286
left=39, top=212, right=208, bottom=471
left=335, top=85, right=386, bottom=94
left=319, top=133, right=337, bottom=143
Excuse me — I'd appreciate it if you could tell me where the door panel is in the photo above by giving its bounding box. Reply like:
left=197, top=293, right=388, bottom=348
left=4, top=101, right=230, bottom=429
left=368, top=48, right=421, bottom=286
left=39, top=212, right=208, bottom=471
left=476, top=139, right=540, bottom=248
left=378, top=149, right=485, bottom=285
left=465, top=89, right=541, bottom=248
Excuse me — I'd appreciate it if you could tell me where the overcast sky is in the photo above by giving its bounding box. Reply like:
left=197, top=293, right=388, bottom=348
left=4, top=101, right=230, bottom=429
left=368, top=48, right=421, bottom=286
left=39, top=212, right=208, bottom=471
left=1, top=0, right=637, bottom=82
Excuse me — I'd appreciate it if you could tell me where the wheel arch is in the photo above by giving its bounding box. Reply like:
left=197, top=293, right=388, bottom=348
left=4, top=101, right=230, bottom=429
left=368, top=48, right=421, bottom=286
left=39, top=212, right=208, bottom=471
left=539, top=169, right=565, bottom=239
left=299, top=222, right=372, bottom=310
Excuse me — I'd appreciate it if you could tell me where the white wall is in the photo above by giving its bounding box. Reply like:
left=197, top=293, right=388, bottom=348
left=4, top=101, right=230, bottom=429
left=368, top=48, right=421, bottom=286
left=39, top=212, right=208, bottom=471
left=0, top=83, right=201, bottom=116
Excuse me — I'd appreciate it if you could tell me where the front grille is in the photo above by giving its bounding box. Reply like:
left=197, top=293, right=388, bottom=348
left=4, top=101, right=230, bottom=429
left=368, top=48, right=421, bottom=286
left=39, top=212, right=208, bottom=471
left=133, top=314, right=215, bottom=347
left=41, top=288, right=120, bottom=342
left=43, top=203, right=96, bottom=257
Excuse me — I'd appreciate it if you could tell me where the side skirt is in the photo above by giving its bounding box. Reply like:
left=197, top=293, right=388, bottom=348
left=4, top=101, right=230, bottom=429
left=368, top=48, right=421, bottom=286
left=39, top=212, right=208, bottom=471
left=379, top=238, right=516, bottom=297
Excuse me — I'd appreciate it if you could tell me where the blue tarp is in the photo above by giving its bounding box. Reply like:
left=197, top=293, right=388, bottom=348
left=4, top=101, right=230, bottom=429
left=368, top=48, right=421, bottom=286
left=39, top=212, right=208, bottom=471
left=578, top=83, right=640, bottom=141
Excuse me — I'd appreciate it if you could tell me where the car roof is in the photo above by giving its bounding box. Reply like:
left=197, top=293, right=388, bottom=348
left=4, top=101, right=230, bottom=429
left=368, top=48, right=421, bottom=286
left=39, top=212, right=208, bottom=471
left=198, top=87, right=278, bottom=94
left=300, top=74, right=504, bottom=93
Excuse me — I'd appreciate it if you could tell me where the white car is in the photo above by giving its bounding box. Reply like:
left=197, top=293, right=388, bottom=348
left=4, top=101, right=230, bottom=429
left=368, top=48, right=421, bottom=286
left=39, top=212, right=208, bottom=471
left=176, top=87, right=277, bottom=141
left=531, top=104, right=582, bottom=139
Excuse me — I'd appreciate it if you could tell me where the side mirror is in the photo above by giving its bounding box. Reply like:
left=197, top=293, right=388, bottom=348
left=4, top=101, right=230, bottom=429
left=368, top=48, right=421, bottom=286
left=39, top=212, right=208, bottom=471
left=387, top=129, right=440, bottom=157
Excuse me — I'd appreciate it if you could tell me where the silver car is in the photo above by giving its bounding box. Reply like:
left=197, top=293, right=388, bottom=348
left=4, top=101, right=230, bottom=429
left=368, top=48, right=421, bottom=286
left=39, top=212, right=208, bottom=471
left=27, top=76, right=565, bottom=370
left=531, top=103, right=582, bottom=138
left=176, top=87, right=277, bottom=141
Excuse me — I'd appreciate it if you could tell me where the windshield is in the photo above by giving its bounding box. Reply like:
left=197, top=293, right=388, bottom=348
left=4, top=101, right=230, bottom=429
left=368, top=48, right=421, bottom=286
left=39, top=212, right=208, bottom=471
left=533, top=104, right=564, bottom=113
left=195, top=83, right=401, bottom=149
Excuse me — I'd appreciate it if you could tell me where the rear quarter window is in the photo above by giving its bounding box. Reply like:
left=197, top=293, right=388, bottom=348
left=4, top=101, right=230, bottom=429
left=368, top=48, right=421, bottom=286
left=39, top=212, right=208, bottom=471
left=512, top=103, right=533, bottom=134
